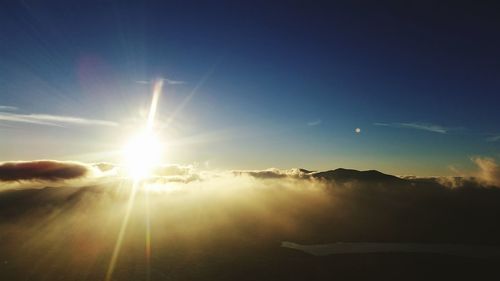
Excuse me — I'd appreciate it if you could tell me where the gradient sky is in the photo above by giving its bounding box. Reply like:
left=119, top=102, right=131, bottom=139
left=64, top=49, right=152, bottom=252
left=1, top=1, right=499, bottom=175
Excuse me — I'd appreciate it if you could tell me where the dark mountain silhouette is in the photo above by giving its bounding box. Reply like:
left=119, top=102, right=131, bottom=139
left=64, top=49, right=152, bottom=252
left=310, top=168, right=404, bottom=184
left=298, top=168, right=314, bottom=174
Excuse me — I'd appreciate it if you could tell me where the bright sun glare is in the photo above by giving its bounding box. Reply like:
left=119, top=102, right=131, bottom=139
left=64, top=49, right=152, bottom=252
left=121, top=79, right=165, bottom=179
left=123, top=132, right=163, bottom=179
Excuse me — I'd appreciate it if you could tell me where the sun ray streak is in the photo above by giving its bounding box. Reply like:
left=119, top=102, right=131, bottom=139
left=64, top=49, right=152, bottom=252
left=147, top=79, right=164, bottom=131
left=105, top=79, right=164, bottom=281
left=163, top=64, right=215, bottom=128
left=145, top=187, right=152, bottom=281
left=105, top=179, right=140, bottom=281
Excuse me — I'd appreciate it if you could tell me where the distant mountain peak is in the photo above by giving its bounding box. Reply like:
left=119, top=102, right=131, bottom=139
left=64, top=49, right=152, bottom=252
left=310, top=168, right=403, bottom=183
left=297, top=168, right=314, bottom=174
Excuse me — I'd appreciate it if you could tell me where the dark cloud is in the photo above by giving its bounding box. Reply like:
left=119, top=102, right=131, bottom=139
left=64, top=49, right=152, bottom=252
left=233, top=168, right=311, bottom=179
left=0, top=160, right=90, bottom=182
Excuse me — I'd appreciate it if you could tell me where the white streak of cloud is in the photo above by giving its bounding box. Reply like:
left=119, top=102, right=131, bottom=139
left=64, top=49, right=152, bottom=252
left=0, top=112, right=118, bottom=127
left=0, top=105, right=18, bottom=111
left=374, top=122, right=450, bottom=134
left=162, top=78, right=185, bottom=85
left=135, top=77, right=185, bottom=85
left=307, top=119, right=322, bottom=126
left=486, top=135, right=500, bottom=142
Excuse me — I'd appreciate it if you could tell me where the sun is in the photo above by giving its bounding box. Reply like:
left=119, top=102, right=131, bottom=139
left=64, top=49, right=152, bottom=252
left=121, top=79, right=165, bottom=179
left=122, top=131, right=163, bottom=179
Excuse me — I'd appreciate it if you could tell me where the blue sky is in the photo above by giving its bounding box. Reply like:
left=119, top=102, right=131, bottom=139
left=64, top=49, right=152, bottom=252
left=0, top=1, right=499, bottom=175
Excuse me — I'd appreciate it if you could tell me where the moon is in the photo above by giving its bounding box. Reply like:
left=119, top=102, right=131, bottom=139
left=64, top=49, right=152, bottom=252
left=355, top=128, right=361, bottom=134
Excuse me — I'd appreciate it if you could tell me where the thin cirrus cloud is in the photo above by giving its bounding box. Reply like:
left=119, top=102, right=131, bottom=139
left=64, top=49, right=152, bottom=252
left=307, top=119, right=322, bottom=126
left=135, top=77, right=185, bottom=85
left=0, top=105, right=18, bottom=111
left=374, top=122, right=451, bottom=134
left=486, top=135, right=500, bottom=142
left=0, top=111, right=118, bottom=127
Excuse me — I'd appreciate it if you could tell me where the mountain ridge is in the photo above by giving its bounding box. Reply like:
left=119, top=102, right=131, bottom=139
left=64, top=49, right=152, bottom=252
left=306, top=168, right=404, bottom=183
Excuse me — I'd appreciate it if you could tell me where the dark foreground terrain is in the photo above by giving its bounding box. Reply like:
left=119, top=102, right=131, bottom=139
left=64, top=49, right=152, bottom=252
left=2, top=236, right=499, bottom=281
left=1, top=169, right=500, bottom=280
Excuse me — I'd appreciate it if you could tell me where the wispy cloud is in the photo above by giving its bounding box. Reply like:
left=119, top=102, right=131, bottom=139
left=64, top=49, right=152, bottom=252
left=472, top=156, right=500, bottom=186
left=307, top=119, right=322, bottom=126
left=374, top=122, right=451, bottom=134
left=0, top=105, right=18, bottom=111
left=486, top=135, right=500, bottom=142
left=0, top=112, right=118, bottom=127
left=135, top=77, right=185, bottom=85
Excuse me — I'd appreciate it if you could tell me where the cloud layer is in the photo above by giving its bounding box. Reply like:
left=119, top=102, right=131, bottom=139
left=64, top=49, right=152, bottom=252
left=2, top=159, right=500, bottom=280
left=2, top=156, right=500, bottom=190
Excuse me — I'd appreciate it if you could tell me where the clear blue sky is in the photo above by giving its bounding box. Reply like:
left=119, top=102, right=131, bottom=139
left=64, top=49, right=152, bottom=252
left=1, top=1, right=499, bottom=175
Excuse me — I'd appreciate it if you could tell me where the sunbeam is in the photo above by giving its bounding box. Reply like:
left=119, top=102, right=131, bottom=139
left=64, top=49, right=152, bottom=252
left=106, top=78, right=164, bottom=281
